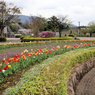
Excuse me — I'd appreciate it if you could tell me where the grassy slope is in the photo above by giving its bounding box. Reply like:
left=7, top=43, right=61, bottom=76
left=4, top=47, right=95, bottom=95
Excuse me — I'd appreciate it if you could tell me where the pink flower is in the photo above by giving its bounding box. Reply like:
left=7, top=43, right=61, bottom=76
left=5, top=62, right=8, bottom=65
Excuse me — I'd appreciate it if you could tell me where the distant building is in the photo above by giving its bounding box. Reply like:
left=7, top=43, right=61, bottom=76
left=56, top=32, right=59, bottom=36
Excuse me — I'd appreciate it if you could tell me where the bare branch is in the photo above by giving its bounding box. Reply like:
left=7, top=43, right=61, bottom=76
left=0, top=1, right=22, bottom=36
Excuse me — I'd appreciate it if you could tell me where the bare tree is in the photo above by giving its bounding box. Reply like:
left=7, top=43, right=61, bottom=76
left=29, top=15, right=43, bottom=37
left=57, top=15, right=72, bottom=37
left=0, top=1, right=21, bottom=37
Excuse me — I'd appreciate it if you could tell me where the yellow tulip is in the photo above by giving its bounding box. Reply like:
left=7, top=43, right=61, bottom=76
left=8, top=65, right=11, bottom=68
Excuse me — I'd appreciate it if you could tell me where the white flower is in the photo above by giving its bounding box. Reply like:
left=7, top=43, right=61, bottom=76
left=33, top=56, right=35, bottom=58
left=51, top=49, right=53, bottom=51
left=2, top=70, right=5, bottom=73
left=64, top=45, right=67, bottom=48
left=57, top=46, right=60, bottom=49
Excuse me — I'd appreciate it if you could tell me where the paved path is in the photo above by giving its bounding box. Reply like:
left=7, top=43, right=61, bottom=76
left=76, top=68, right=95, bottom=95
left=0, top=37, right=95, bottom=44
left=77, top=37, right=95, bottom=40
left=0, top=38, right=21, bottom=44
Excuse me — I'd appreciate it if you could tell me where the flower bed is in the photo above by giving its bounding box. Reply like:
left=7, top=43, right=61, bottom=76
left=1, top=40, right=95, bottom=94
left=0, top=42, right=94, bottom=83
left=4, top=47, right=95, bottom=95
left=0, top=39, right=95, bottom=50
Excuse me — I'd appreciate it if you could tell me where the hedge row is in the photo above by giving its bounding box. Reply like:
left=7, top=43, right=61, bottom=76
left=21, top=37, right=74, bottom=42
left=68, top=34, right=75, bottom=37
left=15, top=35, right=22, bottom=38
left=0, top=37, right=7, bottom=42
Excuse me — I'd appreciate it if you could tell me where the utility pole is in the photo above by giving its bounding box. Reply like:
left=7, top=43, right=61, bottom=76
left=78, top=21, right=80, bottom=36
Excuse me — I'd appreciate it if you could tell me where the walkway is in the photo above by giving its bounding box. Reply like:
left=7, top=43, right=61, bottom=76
left=77, top=37, right=95, bottom=40
left=0, top=38, right=21, bottom=44
left=0, top=37, right=95, bottom=44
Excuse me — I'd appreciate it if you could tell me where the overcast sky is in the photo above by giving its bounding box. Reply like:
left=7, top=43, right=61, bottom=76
left=4, top=0, right=95, bottom=26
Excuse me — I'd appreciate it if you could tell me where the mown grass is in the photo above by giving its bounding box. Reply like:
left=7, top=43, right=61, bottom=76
left=4, top=47, right=95, bottom=95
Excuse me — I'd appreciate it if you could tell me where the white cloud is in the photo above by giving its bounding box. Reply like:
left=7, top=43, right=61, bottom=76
left=3, top=0, right=95, bottom=26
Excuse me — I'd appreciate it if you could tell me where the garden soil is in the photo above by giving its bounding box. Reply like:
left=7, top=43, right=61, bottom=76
left=67, top=58, right=95, bottom=95
left=76, top=67, right=95, bottom=95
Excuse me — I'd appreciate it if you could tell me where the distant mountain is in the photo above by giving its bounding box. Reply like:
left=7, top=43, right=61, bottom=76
left=18, top=15, right=77, bottom=27
left=69, top=24, right=77, bottom=27
left=18, top=15, right=31, bottom=23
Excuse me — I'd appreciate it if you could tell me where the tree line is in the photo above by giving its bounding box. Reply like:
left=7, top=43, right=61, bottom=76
left=0, top=0, right=95, bottom=38
left=0, top=1, right=71, bottom=37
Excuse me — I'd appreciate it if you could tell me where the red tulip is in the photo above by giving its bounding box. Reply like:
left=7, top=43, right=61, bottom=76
left=6, top=65, right=8, bottom=68
left=4, top=67, right=7, bottom=70
left=6, top=58, right=11, bottom=62
left=2, top=59, right=5, bottom=62
left=0, top=69, right=2, bottom=71
left=49, top=52, right=52, bottom=54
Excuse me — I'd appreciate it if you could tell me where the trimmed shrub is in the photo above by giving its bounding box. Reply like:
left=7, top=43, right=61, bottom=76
left=22, top=37, right=74, bottom=42
left=15, top=35, right=22, bottom=38
left=69, top=34, right=75, bottom=37
left=39, top=31, right=55, bottom=38
left=0, top=37, right=7, bottom=42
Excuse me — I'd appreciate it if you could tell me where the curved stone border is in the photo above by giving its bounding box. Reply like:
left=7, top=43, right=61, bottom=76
left=67, top=57, right=95, bottom=95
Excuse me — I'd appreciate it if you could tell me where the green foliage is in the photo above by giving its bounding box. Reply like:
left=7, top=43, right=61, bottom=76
left=47, top=16, right=59, bottom=32
left=46, top=15, right=71, bottom=37
left=68, top=34, right=74, bottom=37
left=39, top=17, right=47, bottom=31
left=0, top=37, right=7, bottom=42
left=18, top=22, right=29, bottom=29
left=22, top=36, right=74, bottom=42
left=15, top=35, right=22, bottom=38
left=9, top=24, right=19, bottom=33
left=87, top=21, right=95, bottom=37
left=69, top=29, right=78, bottom=36
left=80, top=28, right=87, bottom=36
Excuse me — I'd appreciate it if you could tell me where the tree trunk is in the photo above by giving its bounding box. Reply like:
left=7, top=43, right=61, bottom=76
left=54, top=28, right=56, bottom=36
left=90, top=33, right=92, bottom=37
left=59, top=28, right=62, bottom=37
left=0, top=28, right=4, bottom=37
left=59, top=31, right=61, bottom=37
